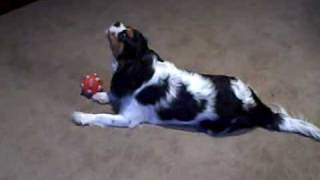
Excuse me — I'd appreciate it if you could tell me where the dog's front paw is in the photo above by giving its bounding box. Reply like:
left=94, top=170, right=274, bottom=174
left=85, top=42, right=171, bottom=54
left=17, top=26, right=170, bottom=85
left=92, top=92, right=109, bottom=104
left=72, top=112, right=94, bottom=126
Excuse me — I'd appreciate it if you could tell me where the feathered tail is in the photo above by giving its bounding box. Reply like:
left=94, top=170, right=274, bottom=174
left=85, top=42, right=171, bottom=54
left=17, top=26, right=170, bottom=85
left=264, top=107, right=320, bottom=141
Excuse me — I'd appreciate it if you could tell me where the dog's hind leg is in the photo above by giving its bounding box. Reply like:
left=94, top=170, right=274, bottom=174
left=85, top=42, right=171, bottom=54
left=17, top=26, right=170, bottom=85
left=72, top=112, right=139, bottom=128
left=199, top=117, right=255, bottom=136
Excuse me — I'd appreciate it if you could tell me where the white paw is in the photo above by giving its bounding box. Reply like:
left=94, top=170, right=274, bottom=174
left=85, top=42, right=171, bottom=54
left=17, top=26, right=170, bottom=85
left=128, top=121, right=140, bottom=128
left=92, top=92, right=109, bottom=104
left=72, top=112, right=94, bottom=126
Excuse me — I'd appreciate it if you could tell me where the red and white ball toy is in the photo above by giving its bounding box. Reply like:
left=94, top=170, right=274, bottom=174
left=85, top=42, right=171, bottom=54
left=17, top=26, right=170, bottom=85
left=80, top=73, right=103, bottom=98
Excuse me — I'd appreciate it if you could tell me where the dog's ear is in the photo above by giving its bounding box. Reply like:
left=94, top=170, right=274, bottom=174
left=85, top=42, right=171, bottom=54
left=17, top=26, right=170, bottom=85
left=141, top=51, right=154, bottom=64
left=134, top=31, right=148, bottom=58
left=118, top=29, right=148, bottom=60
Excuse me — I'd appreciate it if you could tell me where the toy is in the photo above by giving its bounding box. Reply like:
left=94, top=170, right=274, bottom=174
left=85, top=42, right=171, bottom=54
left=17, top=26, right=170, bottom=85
left=80, top=73, right=103, bottom=98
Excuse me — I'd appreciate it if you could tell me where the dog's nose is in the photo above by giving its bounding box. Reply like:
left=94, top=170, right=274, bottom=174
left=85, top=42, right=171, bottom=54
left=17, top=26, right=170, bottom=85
left=113, top=21, right=121, bottom=27
left=107, top=22, right=126, bottom=37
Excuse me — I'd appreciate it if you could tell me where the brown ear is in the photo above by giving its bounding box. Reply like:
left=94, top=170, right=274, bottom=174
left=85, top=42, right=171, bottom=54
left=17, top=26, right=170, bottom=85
left=126, top=27, right=134, bottom=38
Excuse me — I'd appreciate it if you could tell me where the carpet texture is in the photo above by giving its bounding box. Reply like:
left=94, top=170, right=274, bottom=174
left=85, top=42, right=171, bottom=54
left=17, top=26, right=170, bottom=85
left=0, top=0, right=320, bottom=179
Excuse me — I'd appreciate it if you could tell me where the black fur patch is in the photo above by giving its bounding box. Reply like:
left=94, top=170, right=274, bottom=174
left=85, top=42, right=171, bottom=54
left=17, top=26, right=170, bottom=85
left=111, top=60, right=154, bottom=97
left=149, top=49, right=164, bottom=62
left=111, top=28, right=155, bottom=98
left=203, top=75, right=246, bottom=119
left=136, top=78, right=169, bottom=105
left=194, top=75, right=254, bottom=133
left=157, top=83, right=207, bottom=121
left=117, top=30, right=149, bottom=60
left=114, top=21, right=121, bottom=27
left=201, top=75, right=281, bottom=133
left=199, top=116, right=254, bottom=134
left=247, top=89, right=282, bottom=130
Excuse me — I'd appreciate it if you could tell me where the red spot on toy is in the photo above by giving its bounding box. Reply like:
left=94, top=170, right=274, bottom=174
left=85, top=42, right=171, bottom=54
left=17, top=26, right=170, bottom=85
left=80, top=73, right=103, bottom=98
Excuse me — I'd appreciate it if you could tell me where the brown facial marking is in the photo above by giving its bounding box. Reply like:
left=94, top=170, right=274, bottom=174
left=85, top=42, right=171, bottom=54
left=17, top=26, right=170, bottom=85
left=126, top=27, right=134, bottom=38
left=107, top=30, right=124, bottom=57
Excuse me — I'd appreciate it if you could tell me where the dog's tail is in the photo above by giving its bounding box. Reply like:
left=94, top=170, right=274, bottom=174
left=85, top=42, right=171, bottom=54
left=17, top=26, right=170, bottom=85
left=250, top=90, right=320, bottom=142
left=263, top=109, right=320, bottom=141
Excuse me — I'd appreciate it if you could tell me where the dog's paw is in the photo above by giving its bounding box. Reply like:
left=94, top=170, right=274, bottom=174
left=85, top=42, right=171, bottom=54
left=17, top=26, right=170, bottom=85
left=72, top=112, right=94, bottom=126
left=92, top=92, right=109, bottom=104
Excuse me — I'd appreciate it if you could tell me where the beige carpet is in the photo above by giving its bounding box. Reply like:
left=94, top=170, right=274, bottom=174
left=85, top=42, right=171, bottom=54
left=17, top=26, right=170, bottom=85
left=1, top=0, right=320, bottom=179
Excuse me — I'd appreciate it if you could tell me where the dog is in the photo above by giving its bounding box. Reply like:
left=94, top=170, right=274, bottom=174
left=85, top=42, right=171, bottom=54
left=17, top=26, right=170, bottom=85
left=72, top=22, right=320, bottom=142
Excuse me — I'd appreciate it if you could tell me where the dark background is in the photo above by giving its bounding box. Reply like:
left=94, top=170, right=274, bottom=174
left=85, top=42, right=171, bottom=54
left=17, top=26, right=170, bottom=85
left=0, top=0, right=37, bottom=15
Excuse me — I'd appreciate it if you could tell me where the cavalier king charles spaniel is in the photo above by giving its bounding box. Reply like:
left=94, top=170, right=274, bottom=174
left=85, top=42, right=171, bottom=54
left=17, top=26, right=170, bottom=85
left=72, top=22, right=320, bottom=142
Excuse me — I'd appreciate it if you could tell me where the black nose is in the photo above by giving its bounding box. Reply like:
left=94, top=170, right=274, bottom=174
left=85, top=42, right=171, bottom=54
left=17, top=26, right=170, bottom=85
left=114, top=21, right=121, bottom=27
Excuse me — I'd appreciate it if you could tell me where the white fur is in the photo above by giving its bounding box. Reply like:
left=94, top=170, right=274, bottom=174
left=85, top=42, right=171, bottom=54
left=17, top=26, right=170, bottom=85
left=72, top=112, right=136, bottom=128
left=72, top=23, right=320, bottom=142
left=132, top=57, right=218, bottom=125
left=111, top=57, right=118, bottom=72
left=276, top=111, right=320, bottom=140
left=92, top=92, right=109, bottom=104
left=72, top=56, right=218, bottom=128
left=230, top=79, right=256, bottom=110
left=108, top=23, right=126, bottom=37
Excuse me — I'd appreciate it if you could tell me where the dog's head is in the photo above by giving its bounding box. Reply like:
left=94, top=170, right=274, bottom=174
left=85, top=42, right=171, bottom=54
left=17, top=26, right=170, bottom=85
left=106, top=22, right=149, bottom=62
